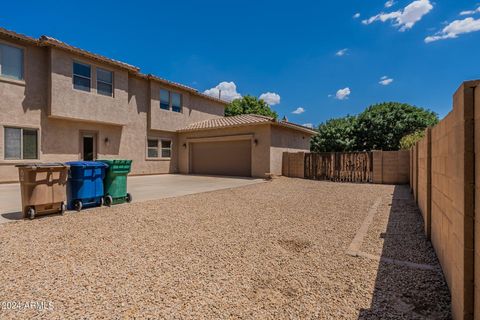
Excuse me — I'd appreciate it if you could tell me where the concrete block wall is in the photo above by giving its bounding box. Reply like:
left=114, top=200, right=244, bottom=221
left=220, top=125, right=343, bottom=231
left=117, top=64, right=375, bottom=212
left=281, top=152, right=305, bottom=178
left=372, top=150, right=409, bottom=184
left=417, top=128, right=431, bottom=238
left=410, top=81, right=479, bottom=320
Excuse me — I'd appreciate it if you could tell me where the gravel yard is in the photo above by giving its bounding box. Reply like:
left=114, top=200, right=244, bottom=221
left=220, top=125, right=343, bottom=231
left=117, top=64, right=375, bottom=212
left=0, top=178, right=450, bottom=319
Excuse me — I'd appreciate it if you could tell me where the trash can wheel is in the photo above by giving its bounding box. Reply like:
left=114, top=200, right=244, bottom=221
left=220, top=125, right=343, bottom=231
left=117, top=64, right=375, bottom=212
left=100, top=197, right=104, bottom=206
left=60, top=202, right=66, bottom=215
left=104, top=195, right=113, bottom=207
left=27, top=207, right=36, bottom=220
left=73, top=200, right=82, bottom=212
left=126, top=193, right=132, bottom=203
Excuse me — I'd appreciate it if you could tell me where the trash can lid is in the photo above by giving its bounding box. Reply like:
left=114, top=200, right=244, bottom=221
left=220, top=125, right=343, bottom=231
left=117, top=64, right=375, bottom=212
left=15, top=163, right=69, bottom=168
left=66, top=161, right=108, bottom=168
left=97, top=159, right=132, bottom=164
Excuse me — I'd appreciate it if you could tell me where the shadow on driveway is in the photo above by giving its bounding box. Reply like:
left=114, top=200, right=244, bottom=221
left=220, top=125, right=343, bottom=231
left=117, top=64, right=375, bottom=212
left=358, top=185, right=451, bottom=319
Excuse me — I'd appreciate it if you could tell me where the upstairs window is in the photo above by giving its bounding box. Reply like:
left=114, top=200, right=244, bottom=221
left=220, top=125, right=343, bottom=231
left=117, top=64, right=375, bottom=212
left=171, top=93, right=181, bottom=113
left=0, top=43, right=24, bottom=80
left=73, top=62, right=91, bottom=92
left=97, top=68, right=113, bottom=96
left=159, top=89, right=182, bottom=113
left=160, top=89, right=170, bottom=110
left=4, top=127, right=38, bottom=160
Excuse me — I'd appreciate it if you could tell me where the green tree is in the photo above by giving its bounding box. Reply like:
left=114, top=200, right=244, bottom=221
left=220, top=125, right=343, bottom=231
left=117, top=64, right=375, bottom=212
left=399, top=130, right=425, bottom=150
left=310, top=102, right=438, bottom=152
left=353, top=102, right=438, bottom=151
left=310, top=116, right=356, bottom=152
left=225, top=95, right=278, bottom=119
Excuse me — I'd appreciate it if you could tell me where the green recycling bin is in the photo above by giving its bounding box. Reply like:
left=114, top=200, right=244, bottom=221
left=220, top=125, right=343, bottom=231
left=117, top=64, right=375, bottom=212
left=97, top=159, right=132, bottom=205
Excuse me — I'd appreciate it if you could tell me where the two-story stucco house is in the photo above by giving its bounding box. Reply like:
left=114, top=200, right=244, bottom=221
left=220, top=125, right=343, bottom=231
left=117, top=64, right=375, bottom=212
left=0, top=27, right=315, bottom=183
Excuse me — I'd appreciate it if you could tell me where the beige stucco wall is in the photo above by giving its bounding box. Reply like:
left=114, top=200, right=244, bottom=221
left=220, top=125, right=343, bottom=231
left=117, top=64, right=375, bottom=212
left=269, top=126, right=311, bottom=175
left=149, top=81, right=224, bottom=132
left=0, top=37, right=47, bottom=182
left=177, top=124, right=271, bottom=178
left=0, top=36, right=228, bottom=182
left=49, top=48, right=129, bottom=125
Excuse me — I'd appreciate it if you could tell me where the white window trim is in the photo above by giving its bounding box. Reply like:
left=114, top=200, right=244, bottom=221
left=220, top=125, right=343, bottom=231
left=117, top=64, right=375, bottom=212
left=146, top=137, right=172, bottom=160
left=72, top=60, right=91, bottom=92
left=4, top=126, right=39, bottom=160
left=0, top=40, right=25, bottom=83
left=96, top=67, right=114, bottom=97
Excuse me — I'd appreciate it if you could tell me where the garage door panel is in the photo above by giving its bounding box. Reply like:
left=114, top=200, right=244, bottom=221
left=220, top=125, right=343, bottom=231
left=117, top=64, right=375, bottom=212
left=190, top=140, right=251, bottom=177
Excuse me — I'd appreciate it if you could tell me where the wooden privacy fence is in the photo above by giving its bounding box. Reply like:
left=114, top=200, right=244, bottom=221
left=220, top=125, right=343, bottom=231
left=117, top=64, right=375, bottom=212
left=282, top=150, right=409, bottom=184
left=304, top=152, right=373, bottom=182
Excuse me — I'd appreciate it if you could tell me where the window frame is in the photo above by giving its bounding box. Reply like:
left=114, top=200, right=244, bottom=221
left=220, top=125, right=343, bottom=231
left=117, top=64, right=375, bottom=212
left=146, top=138, right=159, bottom=159
left=159, top=88, right=182, bottom=113
left=161, top=139, right=172, bottom=158
left=0, top=41, right=25, bottom=82
left=146, top=137, right=172, bottom=160
left=96, top=67, right=114, bottom=97
left=72, top=61, right=92, bottom=92
left=160, top=89, right=170, bottom=111
left=3, top=126, right=39, bottom=160
left=171, top=92, right=182, bottom=113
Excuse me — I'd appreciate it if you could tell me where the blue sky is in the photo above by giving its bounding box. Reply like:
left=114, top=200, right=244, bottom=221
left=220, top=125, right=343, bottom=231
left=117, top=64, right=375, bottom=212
left=2, top=0, right=480, bottom=127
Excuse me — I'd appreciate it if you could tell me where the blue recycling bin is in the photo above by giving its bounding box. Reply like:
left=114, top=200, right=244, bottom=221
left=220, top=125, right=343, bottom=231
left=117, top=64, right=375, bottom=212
left=66, top=161, right=108, bottom=211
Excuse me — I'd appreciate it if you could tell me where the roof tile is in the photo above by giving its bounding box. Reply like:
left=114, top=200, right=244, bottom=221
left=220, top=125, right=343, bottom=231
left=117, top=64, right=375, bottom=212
left=177, top=114, right=317, bottom=135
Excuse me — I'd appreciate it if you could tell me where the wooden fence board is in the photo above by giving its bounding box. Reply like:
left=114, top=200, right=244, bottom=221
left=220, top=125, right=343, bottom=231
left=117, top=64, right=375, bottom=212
left=304, top=152, right=373, bottom=183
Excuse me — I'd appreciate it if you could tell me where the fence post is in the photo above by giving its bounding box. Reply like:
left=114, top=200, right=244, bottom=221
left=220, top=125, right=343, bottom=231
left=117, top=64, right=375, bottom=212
left=298, top=152, right=305, bottom=179
left=415, top=142, right=419, bottom=204
left=425, top=127, right=432, bottom=239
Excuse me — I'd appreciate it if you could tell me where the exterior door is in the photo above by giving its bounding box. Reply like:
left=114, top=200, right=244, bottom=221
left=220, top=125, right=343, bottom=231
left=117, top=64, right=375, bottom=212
left=190, top=140, right=252, bottom=177
left=81, top=133, right=97, bottom=161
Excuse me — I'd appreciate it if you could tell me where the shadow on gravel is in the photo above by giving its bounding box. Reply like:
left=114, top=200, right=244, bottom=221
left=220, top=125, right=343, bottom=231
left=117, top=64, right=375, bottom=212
left=358, top=185, right=451, bottom=320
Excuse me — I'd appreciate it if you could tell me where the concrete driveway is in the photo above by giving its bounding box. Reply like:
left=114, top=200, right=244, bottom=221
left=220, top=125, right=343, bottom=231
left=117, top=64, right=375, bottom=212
left=0, top=174, right=264, bottom=224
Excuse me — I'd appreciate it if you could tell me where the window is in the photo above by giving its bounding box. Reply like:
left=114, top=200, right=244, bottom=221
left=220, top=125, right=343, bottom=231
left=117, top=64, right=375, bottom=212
left=4, top=127, right=38, bottom=160
left=159, top=89, right=182, bottom=112
left=147, top=139, right=158, bottom=158
left=73, top=62, right=91, bottom=92
left=97, top=68, right=113, bottom=96
left=161, top=140, right=172, bottom=158
left=160, top=89, right=170, bottom=110
left=0, top=43, right=24, bottom=80
left=147, top=138, right=172, bottom=159
left=171, top=93, right=181, bottom=113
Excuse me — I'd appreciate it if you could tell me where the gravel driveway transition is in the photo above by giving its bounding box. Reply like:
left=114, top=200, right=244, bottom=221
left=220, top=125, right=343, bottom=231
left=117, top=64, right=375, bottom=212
left=0, top=178, right=450, bottom=319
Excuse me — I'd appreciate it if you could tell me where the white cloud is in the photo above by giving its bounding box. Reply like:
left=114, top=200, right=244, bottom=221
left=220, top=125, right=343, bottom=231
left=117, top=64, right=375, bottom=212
left=379, top=76, right=394, bottom=85
left=203, top=81, right=242, bottom=102
left=292, top=107, right=305, bottom=114
left=385, top=0, right=395, bottom=8
left=336, top=48, right=348, bottom=56
left=302, top=123, right=314, bottom=129
left=353, top=13, right=361, bottom=19
left=363, top=0, right=433, bottom=31
left=425, top=17, right=480, bottom=43
left=460, top=7, right=480, bottom=16
left=335, top=87, right=351, bottom=100
left=259, top=92, right=281, bottom=105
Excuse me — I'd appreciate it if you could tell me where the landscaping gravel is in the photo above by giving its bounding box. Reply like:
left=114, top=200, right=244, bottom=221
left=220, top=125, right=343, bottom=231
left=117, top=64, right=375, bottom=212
left=0, top=178, right=450, bottom=319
